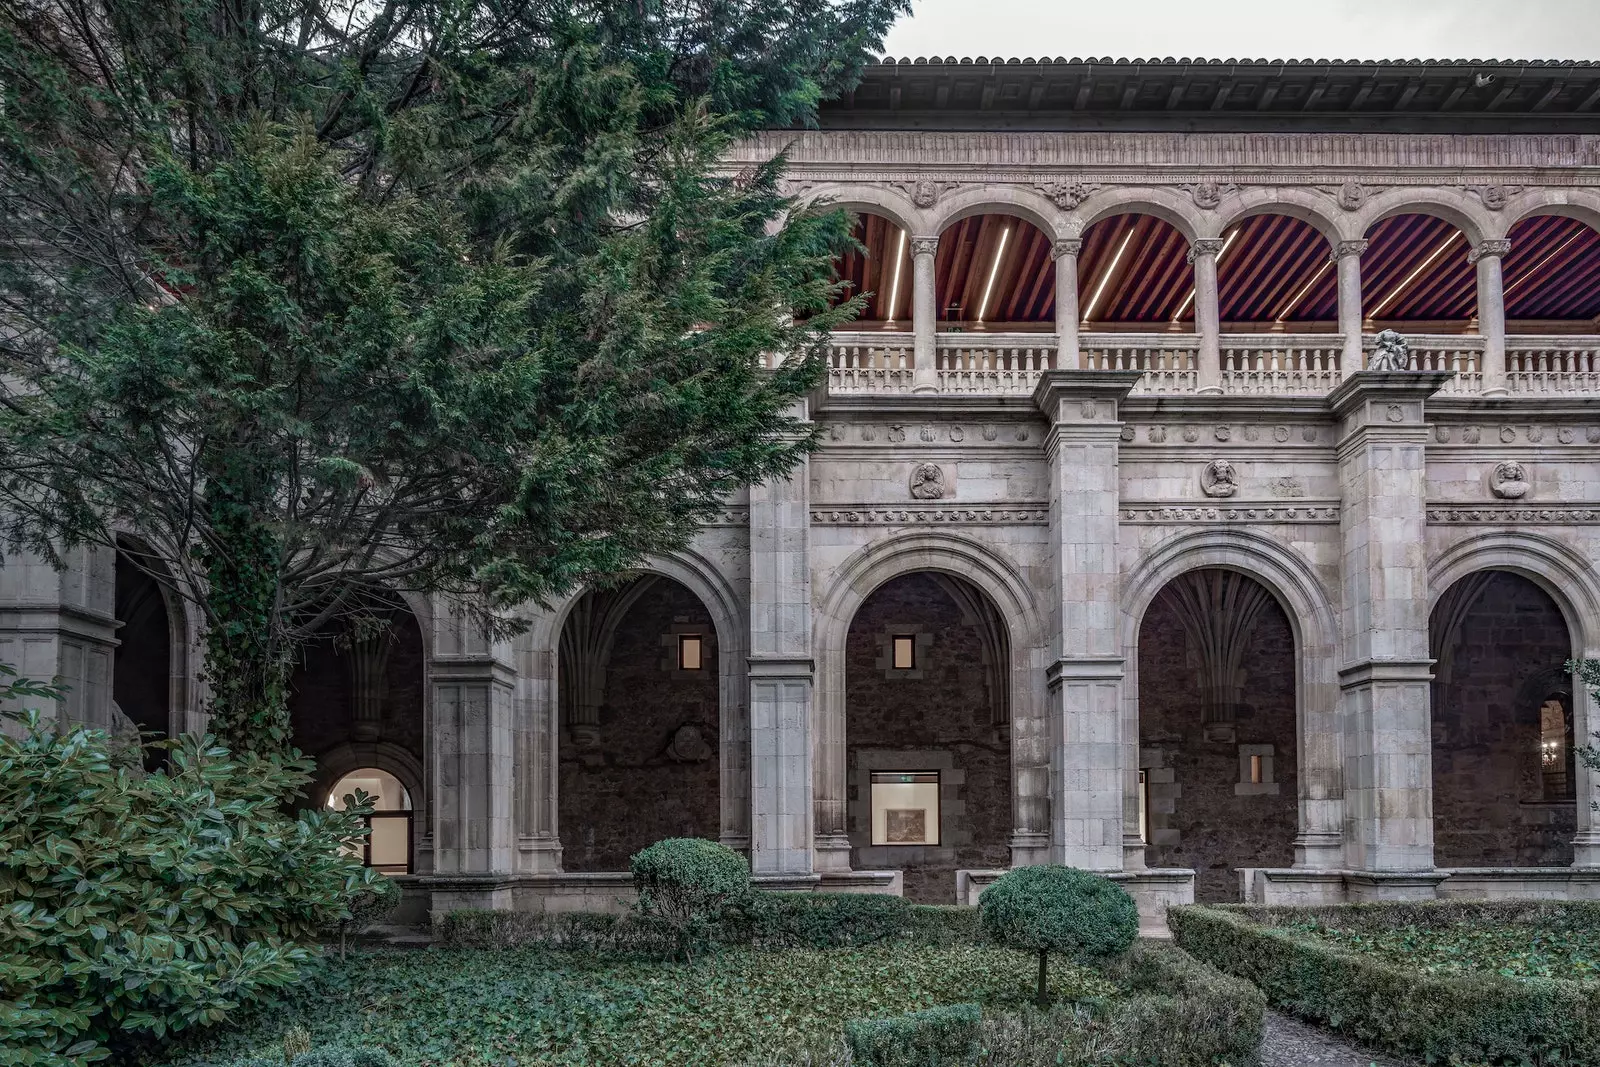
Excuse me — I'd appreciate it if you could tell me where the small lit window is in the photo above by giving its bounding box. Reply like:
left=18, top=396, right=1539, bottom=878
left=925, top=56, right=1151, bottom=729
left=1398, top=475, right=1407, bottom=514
left=892, top=634, right=916, bottom=671
left=327, top=768, right=413, bottom=875
left=678, top=634, right=703, bottom=671
left=1249, top=754, right=1264, bottom=785
left=870, top=771, right=940, bottom=845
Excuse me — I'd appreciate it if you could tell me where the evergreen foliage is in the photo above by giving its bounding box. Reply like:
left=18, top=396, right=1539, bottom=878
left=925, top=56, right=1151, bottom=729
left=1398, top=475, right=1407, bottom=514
left=977, top=867, right=1139, bottom=1006
left=0, top=689, right=388, bottom=1066
left=0, top=0, right=906, bottom=752
left=628, top=836, right=750, bottom=961
left=843, top=1002, right=982, bottom=1067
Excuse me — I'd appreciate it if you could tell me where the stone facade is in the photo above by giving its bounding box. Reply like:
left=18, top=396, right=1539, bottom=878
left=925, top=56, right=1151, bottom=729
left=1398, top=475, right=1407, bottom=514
left=9, top=67, right=1600, bottom=922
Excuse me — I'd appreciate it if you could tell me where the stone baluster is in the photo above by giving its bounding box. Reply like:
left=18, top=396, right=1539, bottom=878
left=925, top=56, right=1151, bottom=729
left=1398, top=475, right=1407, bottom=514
left=911, top=236, right=940, bottom=393
left=1472, top=239, right=1512, bottom=396
left=1335, top=240, right=1368, bottom=378
left=1053, top=239, right=1082, bottom=371
left=1189, top=239, right=1225, bottom=393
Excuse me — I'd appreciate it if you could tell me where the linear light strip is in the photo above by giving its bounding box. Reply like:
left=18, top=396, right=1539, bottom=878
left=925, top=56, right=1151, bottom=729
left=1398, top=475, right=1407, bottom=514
left=1082, top=228, right=1136, bottom=323
left=976, top=226, right=1010, bottom=323
left=1370, top=232, right=1462, bottom=318
left=886, top=228, right=907, bottom=322
left=1172, top=230, right=1239, bottom=322
left=1502, top=231, right=1583, bottom=299
left=1274, top=259, right=1335, bottom=324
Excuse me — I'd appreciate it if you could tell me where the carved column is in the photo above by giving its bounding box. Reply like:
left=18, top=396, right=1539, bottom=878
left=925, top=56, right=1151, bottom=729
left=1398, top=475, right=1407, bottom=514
left=1034, top=370, right=1143, bottom=870
left=1189, top=239, right=1225, bottom=393
left=750, top=402, right=817, bottom=880
left=1335, top=240, right=1368, bottom=378
left=1472, top=239, right=1511, bottom=396
left=1053, top=239, right=1082, bottom=371
left=430, top=596, right=517, bottom=903
left=911, top=236, right=939, bottom=393
left=1328, top=371, right=1451, bottom=896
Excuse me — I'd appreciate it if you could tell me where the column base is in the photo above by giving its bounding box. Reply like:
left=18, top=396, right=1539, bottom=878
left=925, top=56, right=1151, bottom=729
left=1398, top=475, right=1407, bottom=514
left=1009, top=831, right=1051, bottom=867
left=515, top=835, right=564, bottom=874
left=1122, top=836, right=1148, bottom=871
left=1292, top=831, right=1344, bottom=870
left=813, top=832, right=853, bottom=872
left=1570, top=831, right=1600, bottom=868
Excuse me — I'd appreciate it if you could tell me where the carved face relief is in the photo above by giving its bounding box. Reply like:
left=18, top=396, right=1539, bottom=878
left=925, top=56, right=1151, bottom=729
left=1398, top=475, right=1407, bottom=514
left=1337, top=182, right=1367, bottom=211
left=1201, top=459, right=1239, bottom=498
left=1490, top=461, right=1530, bottom=500
left=910, top=462, right=947, bottom=500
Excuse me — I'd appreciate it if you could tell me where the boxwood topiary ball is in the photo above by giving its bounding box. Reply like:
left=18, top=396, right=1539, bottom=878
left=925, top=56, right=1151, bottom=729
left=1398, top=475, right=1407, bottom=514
left=629, top=837, right=751, bottom=903
left=978, top=865, right=1138, bottom=963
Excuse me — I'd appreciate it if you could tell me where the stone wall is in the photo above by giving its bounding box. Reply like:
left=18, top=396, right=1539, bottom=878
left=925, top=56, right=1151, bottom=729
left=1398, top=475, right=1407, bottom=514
left=1432, top=570, right=1576, bottom=867
left=560, top=579, right=721, bottom=871
left=287, top=611, right=427, bottom=774
left=844, top=572, right=1011, bottom=903
left=1138, top=574, right=1299, bottom=902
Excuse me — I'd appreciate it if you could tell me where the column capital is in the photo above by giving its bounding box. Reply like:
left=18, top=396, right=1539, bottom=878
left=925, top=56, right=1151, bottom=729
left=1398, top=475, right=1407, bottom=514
left=909, top=235, right=940, bottom=257
left=1052, top=238, right=1083, bottom=259
left=1333, top=239, right=1369, bottom=260
left=1031, top=370, right=1144, bottom=424
left=1469, top=238, right=1512, bottom=264
left=1187, top=238, right=1226, bottom=262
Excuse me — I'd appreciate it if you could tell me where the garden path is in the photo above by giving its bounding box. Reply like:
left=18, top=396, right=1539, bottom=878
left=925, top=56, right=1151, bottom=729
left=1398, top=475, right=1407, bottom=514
left=1260, top=1011, right=1419, bottom=1067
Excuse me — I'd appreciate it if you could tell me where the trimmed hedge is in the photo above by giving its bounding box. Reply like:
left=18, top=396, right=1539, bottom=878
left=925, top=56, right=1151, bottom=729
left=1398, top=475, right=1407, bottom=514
left=844, top=1002, right=982, bottom=1066
left=1100, top=940, right=1265, bottom=1067
left=1171, top=902, right=1600, bottom=1066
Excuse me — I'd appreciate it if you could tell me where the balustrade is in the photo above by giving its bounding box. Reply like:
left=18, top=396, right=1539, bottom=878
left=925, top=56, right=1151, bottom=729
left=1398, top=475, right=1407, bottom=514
left=1378, top=334, right=1485, bottom=396
left=1506, top=338, right=1600, bottom=395
left=1079, top=334, right=1199, bottom=393
left=825, top=332, right=914, bottom=393
left=1220, top=336, right=1342, bottom=395
left=935, top=334, right=1055, bottom=394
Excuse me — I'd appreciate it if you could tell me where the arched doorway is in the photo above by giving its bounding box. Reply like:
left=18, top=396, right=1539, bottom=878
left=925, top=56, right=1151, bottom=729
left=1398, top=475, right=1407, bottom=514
left=844, top=572, right=1011, bottom=903
left=327, top=767, right=415, bottom=874
left=112, top=537, right=177, bottom=769
left=1430, top=570, right=1576, bottom=867
left=558, top=576, right=722, bottom=870
left=1137, top=568, right=1299, bottom=902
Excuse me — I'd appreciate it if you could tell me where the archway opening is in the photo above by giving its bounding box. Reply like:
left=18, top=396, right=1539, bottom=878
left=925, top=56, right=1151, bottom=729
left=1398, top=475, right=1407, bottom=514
left=327, top=767, right=414, bottom=875
left=1360, top=213, right=1476, bottom=331
left=1504, top=214, right=1600, bottom=328
left=1077, top=213, right=1192, bottom=327
left=831, top=212, right=911, bottom=326
left=113, top=538, right=175, bottom=770
left=1430, top=570, right=1576, bottom=867
left=844, top=571, right=1011, bottom=903
left=558, top=575, right=722, bottom=871
left=1217, top=214, right=1337, bottom=329
left=935, top=213, right=1055, bottom=329
left=1137, top=568, right=1298, bottom=902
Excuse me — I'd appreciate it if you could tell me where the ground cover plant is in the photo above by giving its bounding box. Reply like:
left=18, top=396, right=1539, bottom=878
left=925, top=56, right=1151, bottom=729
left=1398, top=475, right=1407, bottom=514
left=1171, top=900, right=1600, bottom=1067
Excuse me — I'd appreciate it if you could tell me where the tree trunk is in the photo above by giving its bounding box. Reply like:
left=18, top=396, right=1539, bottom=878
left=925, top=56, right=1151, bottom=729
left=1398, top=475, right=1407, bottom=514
left=1036, top=948, right=1049, bottom=1006
left=200, top=466, right=292, bottom=755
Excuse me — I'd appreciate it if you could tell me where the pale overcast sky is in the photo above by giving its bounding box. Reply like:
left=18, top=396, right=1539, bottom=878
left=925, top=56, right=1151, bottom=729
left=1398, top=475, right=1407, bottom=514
left=881, top=0, right=1600, bottom=62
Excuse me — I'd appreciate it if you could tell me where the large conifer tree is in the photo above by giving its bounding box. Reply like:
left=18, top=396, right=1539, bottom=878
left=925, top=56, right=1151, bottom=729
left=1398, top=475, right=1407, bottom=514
left=0, top=0, right=904, bottom=750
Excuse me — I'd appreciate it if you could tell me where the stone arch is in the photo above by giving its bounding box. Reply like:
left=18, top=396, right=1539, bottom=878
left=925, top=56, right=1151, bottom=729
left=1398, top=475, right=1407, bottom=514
left=1217, top=190, right=1347, bottom=246
left=814, top=532, right=1049, bottom=872
left=110, top=532, right=192, bottom=752
left=930, top=185, right=1065, bottom=244
left=1428, top=531, right=1600, bottom=868
left=794, top=183, right=923, bottom=238
left=1121, top=530, right=1342, bottom=871
left=1070, top=189, right=1206, bottom=243
left=1355, top=189, right=1493, bottom=246
left=1504, top=189, right=1600, bottom=237
left=521, top=547, right=750, bottom=870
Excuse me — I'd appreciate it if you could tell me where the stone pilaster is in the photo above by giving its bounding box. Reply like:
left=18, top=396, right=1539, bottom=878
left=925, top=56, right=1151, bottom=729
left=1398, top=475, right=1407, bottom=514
left=1335, top=240, right=1368, bottom=378
left=1328, top=372, right=1452, bottom=879
left=749, top=411, right=817, bottom=879
left=1033, top=371, right=1143, bottom=870
left=1575, top=667, right=1600, bottom=868
left=514, top=630, right=562, bottom=874
left=1189, top=240, right=1225, bottom=393
left=430, top=596, right=517, bottom=892
left=1052, top=239, right=1082, bottom=371
left=1472, top=239, right=1511, bottom=396
left=911, top=237, right=939, bottom=393
left=0, top=543, right=118, bottom=733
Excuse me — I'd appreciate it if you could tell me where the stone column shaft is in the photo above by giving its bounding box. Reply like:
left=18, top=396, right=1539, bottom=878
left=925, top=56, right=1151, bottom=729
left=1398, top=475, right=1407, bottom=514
left=1053, top=240, right=1082, bottom=371
left=1329, top=372, right=1451, bottom=882
left=1034, top=371, right=1142, bottom=871
left=1190, top=240, right=1224, bottom=393
left=1473, top=240, right=1511, bottom=395
left=911, top=237, right=939, bottom=392
left=1575, top=664, right=1600, bottom=867
left=1336, top=240, right=1368, bottom=378
left=749, top=413, right=816, bottom=879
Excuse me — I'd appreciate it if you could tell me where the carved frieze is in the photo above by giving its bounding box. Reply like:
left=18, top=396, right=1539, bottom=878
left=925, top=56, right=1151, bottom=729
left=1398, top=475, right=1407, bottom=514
left=1121, top=504, right=1341, bottom=524
left=1463, top=184, right=1524, bottom=211
left=811, top=506, right=1050, bottom=526
left=1427, top=507, right=1600, bottom=525
left=894, top=179, right=959, bottom=208
left=1035, top=180, right=1101, bottom=209
left=1179, top=182, right=1239, bottom=209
